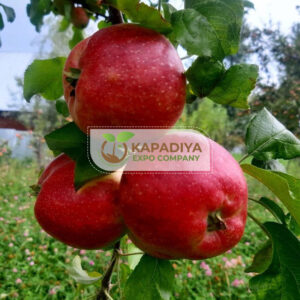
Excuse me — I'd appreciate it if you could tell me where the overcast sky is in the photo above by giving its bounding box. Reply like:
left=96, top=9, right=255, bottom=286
left=0, top=0, right=299, bottom=110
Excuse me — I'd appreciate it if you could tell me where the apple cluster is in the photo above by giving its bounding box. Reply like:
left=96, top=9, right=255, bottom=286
left=34, top=24, right=248, bottom=260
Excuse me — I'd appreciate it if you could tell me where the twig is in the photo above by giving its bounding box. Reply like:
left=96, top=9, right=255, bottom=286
left=96, top=241, right=120, bottom=300
left=248, top=212, right=270, bottom=238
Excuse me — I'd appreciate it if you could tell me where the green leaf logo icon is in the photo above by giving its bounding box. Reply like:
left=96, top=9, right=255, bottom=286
left=117, top=132, right=135, bottom=143
left=102, top=133, right=116, bottom=142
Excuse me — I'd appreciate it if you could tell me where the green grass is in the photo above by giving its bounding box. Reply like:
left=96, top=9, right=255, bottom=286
left=0, top=157, right=298, bottom=299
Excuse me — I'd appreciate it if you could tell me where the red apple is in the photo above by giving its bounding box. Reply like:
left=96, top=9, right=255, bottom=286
left=63, top=24, right=186, bottom=133
left=119, top=137, right=248, bottom=259
left=34, top=154, right=125, bottom=249
left=71, top=6, right=89, bottom=29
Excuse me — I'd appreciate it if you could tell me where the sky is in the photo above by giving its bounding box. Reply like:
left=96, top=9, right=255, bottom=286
left=0, top=0, right=299, bottom=111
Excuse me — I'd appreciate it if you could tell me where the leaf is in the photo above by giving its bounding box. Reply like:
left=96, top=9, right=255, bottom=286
left=45, top=122, right=107, bottom=189
left=186, top=57, right=225, bottom=98
left=59, top=17, right=70, bottom=32
left=108, top=0, right=171, bottom=33
left=171, top=9, right=224, bottom=59
left=117, top=132, right=135, bottom=143
left=127, top=244, right=143, bottom=270
left=192, top=0, right=244, bottom=56
left=98, top=20, right=112, bottom=29
left=69, top=27, right=84, bottom=49
left=162, top=3, right=177, bottom=23
left=241, top=164, right=300, bottom=225
left=26, top=0, right=52, bottom=32
left=288, top=214, right=300, bottom=236
left=245, top=108, right=300, bottom=161
left=0, top=4, right=16, bottom=22
left=0, top=13, right=3, bottom=30
left=74, top=152, right=106, bottom=190
left=23, top=57, right=66, bottom=102
left=245, top=240, right=272, bottom=273
left=250, top=222, right=300, bottom=299
left=243, top=0, right=255, bottom=9
left=67, top=256, right=101, bottom=285
left=124, top=255, right=175, bottom=300
left=55, top=100, right=69, bottom=117
left=251, top=158, right=286, bottom=173
left=45, top=122, right=86, bottom=160
left=208, top=64, right=258, bottom=109
left=102, top=133, right=116, bottom=143
left=259, top=197, right=286, bottom=225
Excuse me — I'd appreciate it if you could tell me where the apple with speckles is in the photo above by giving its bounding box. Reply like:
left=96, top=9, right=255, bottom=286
left=119, top=135, right=248, bottom=259
left=34, top=154, right=125, bottom=249
left=63, top=23, right=186, bottom=133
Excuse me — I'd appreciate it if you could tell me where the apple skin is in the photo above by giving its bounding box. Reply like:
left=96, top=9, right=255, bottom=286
left=63, top=24, right=186, bottom=133
left=119, top=138, right=248, bottom=259
left=71, top=7, right=89, bottom=29
left=34, top=154, right=125, bottom=249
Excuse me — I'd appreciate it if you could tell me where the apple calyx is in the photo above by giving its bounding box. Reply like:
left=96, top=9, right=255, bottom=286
left=207, top=211, right=226, bottom=232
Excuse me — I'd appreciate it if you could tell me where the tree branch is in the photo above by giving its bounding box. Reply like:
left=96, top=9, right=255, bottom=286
left=96, top=241, right=121, bottom=300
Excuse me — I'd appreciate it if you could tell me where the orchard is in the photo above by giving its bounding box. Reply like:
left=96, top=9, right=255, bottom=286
left=0, top=0, right=300, bottom=300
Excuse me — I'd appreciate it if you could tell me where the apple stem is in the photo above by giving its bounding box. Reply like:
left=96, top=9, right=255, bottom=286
left=96, top=241, right=120, bottom=300
left=107, top=6, right=123, bottom=25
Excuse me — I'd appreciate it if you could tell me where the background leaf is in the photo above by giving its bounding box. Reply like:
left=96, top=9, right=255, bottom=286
left=242, top=164, right=300, bottom=225
left=67, top=256, right=101, bottom=285
left=26, top=0, right=52, bottom=32
left=207, top=64, right=258, bottom=109
left=124, top=255, right=175, bottom=300
left=127, top=244, right=143, bottom=270
left=0, top=4, right=16, bottom=22
left=245, top=108, right=300, bottom=161
left=69, top=27, right=84, bottom=49
left=259, top=197, right=286, bottom=225
left=23, top=57, right=66, bottom=102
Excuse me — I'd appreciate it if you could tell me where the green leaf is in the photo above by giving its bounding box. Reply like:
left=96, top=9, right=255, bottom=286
left=245, top=108, right=300, bottom=161
left=26, top=0, right=52, bottom=32
left=59, top=17, right=70, bottom=32
left=243, top=0, right=255, bottom=9
left=74, top=151, right=106, bottom=190
left=250, top=223, right=300, bottom=299
left=55, top=100, right=69, bottom=117
left=67, top=256, right=101, bottom=285
left=102, top=133, right=116, bottom=143
left=124, top=255, right=175, bottom=300
left=97, top=20, right=112, bottom=29
left=0, top=4, right=16, bottom=22
left=192, top=0, right=243, bottom=56
left=69, top=26, right=84, bottom=49
left=117, top=132, right=135, bottom=143
left=245, top=240, right=272, bottom=273
left=251, top=158, right=286, bottom=173
left=0, top=13, right=4, bottom=30
left=107, top=0, right=171, bottom=33
left=23, top=57, right=66, bottom=102
left=208, top=64, right=258, bottom=109
left=186, top=57, right=225, bottom=98
left=162, top=3, right=177, bottom=23
left=259, top=197, right=286, bottom=225
left=45, top=122, right=86, bottom=160
left=127, top=244, right=143, bottom=270
left=241, top=164, right=300, bottom=225
left=171, top=9, right=224, bottom=59
left=287, top=214, right=300, bottom=236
